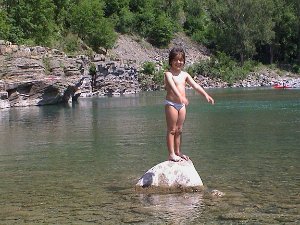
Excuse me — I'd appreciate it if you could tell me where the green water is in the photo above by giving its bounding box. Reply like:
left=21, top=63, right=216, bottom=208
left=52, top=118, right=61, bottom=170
left=0, top=88, right=299, bottom=224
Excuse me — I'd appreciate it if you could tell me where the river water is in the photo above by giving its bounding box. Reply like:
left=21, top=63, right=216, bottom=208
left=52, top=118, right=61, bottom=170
left=0, top=88, right=299, bottom=224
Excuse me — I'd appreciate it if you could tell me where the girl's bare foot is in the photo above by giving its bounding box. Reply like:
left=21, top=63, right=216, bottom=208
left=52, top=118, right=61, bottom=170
left=176, top=152, right=190, bottom=161
left=168, top=154, right=183, bottom=162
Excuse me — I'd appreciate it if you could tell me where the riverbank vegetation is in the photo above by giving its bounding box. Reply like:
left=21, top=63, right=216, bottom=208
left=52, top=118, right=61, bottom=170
left=187, top=52, right=260, bottom=85
left=0, top=0, right=299, bottom=83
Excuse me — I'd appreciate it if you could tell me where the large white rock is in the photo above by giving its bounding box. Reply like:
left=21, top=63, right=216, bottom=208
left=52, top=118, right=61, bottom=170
left=136, top=160, right=203, bottom=192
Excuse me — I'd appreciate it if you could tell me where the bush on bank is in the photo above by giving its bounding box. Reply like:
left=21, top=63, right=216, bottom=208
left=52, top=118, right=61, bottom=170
left=187, top=52, right=260, bottom=85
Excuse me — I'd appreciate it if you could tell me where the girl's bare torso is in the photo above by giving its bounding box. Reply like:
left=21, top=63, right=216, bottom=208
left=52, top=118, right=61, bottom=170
left=165, top=71, right=188, bottom=103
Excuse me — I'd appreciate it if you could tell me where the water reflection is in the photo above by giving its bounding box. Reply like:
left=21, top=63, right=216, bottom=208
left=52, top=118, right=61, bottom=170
left=83, top=94, right=161, bottom=109
left=138, top=192, right=204, bottom=224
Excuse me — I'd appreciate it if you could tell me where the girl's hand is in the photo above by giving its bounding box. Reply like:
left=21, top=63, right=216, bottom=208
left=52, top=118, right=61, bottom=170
left=206, top=95, right=215, bottom=104
left=181, top=96, right=189, bottom=105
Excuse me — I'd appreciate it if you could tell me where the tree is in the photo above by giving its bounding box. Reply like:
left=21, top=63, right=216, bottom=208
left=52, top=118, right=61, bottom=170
left=2, top=0, right=57, bottom=45
left=132, top=1, right=156, bottom=37
left=295, top=0, right=300, bottom=66
left=154, top=0, right=184, bottom=26
left=183, top=0, right=214, bottom=45
left=116, top=7, right=134, bottom=33
left=148, top=13, right=174, bottom=47
left=69, top=0, right=116, bottom=52
left=103, top=0, right=130, bottom=17
left=88, top=19, right=117, bottom=52
left=0, top=9, right=11, bottom=40
left=52, top=0, right=71, bottom=30
left=257, top=0, right=300, bottom=67
left=207, top=0, right=275, bottom=64
left=102, top=0, right=134, bottom=33
left=130, top=0, right=178, bottom=47
left=294, top=0, right=300, bottom=65
left=69, top=0, right=104, bottom=41
left=129, top=0, right=149, bottom=12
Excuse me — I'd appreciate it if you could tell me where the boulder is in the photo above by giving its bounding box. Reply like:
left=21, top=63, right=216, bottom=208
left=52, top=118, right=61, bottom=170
left=136, top=160, right=203, bottom=193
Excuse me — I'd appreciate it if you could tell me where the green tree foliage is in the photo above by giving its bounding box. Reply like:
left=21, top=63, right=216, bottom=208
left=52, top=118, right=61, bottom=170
left=271, top=0, right=300, bottom=65
left=116, top=7, right=135, bottom=33
left=52, top=0, right=70, bottom=30
left=183, top=0, right=299, bottom=68
left=68, top=0, right=116, bottom=52
left=140, top=61, right=166, bottom=86
left=69, top=0, right=105, bottom=41
left=183, top=0, right=213, bottom=44
left=188, top=52, right=259, bottom=84
left=88, top=19, right=117, bottom=51
left=295, top=0, right=300, bottom=66
left=62, top=33, right=80, bottom=54
left=0, top=9, right=11, bottom=40
left=3, top=0, right=57, bottom=45
left=129, top=0, right=180, bottom=47
left=0, top=0, right=298, bottom=70
left=132, top=1, right=156, bottom=37
left=103, top=0, right=130, bottom=17
left=142, top=62, right=156, bottom=75
left=206, top=0, right=275, bottom=64
left=103, top=0, right=134, bottom=33
left=148, top=13, right=174, bottom=47
left=154, top=0, right=184, bottom=27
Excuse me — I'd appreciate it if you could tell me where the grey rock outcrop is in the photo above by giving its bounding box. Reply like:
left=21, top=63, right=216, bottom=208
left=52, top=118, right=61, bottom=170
left=91, top=59, right=140, bottom=96
left=0, top=42, right=88, bottom=108
left=136, top=160, right=203, bottom=193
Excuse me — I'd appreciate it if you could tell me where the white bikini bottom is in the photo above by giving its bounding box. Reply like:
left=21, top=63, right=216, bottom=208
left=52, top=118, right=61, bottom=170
left=164, top=100, right=185, bottom=111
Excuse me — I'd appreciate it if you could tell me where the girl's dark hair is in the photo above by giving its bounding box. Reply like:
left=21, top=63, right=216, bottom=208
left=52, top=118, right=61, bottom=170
left=168, top=47, right=186, bottom=66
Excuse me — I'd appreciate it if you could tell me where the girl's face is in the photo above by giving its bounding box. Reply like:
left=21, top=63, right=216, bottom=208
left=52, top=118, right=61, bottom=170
left=170, top=54, right=185, bottom=71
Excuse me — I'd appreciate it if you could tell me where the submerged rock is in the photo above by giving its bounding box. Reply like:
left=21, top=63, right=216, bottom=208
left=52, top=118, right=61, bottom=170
left=136, top=160, right=203, bottom=193
left=210, top=189, right=225, bottom=197
left=137, top=192, right=204, bottom=224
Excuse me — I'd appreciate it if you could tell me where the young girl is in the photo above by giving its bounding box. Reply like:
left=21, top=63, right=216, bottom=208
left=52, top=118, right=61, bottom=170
left=164, top=47, right=214, bottom=162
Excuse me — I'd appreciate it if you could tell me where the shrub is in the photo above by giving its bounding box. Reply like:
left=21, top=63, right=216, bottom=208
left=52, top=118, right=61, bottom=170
left=292, top=64, right=300, bottom=73
left=153, top=70, right=164, bottom=85
left=142, top=61, right=156, bottom=75
left=187, top=52, right=259, bottom=83
left=63, top=33, right=80, bottom=53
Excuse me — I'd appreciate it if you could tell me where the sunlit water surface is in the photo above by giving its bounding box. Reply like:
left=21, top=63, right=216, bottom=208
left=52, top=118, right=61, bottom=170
left=0, top=88, right=299, bottom=224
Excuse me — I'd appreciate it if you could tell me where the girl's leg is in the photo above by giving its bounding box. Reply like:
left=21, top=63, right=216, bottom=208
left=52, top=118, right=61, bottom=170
left=165, top=105, right=182, bottom=161
left=174, top=106, right=189, bottom=160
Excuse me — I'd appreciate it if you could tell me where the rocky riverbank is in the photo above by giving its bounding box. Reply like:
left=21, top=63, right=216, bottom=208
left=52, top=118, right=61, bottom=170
left=0, top=42, right=88, bottom=109
left=1, top=34, right=299, bottom=109
left=195, top=69, right=300, bottom=89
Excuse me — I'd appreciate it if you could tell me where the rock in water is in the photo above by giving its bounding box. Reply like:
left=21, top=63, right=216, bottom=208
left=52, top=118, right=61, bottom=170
left=136, top=160, right=203, bottom=193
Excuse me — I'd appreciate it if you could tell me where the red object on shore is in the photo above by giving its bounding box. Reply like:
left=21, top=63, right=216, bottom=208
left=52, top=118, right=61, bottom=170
left=273, top=84, right=292, bottom=89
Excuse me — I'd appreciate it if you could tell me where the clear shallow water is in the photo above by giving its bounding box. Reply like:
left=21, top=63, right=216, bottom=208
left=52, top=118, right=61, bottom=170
left=0, top=88, right=299, bottom=224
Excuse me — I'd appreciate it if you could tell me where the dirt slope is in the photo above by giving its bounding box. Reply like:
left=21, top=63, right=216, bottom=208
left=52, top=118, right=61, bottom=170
left=110, top=33, right=210, bottom=66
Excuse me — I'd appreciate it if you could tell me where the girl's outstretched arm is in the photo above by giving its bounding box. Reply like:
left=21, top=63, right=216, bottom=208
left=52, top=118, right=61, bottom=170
left=186, top=73, right=215, bottom=104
